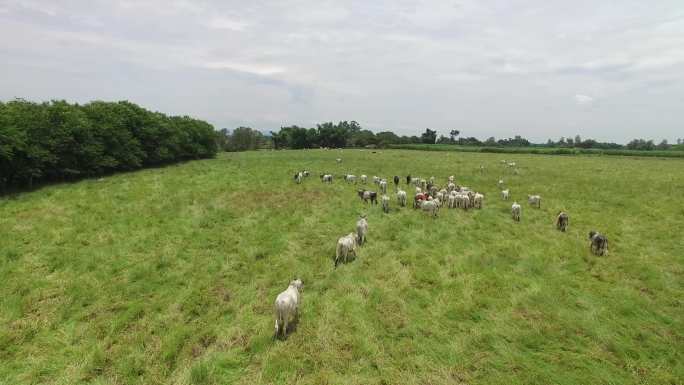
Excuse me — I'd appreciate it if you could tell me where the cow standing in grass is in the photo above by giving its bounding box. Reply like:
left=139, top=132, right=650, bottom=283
left=382, top=195, right=390, bottom=213
left=556, top=212, right=569, bottom=232
left=397, top=190, right=407, bottom=207
left=528, top=195, right=541, bottom=208
left=274, top=279, right=303, bottom=339
left=511, top=202, right=521, bottom=222
left=589, top=231, right=608, bottom=256
left=335, top=233, right=358, bottom=267
left=356, top=216, right=368, bottom=245
left=358, top=189, right=378, bottom=205
left=421, top=200, right=439, bottom=217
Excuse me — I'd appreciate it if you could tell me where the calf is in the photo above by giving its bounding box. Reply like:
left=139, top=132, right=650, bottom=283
left=501, top=189, right=510, bottom=200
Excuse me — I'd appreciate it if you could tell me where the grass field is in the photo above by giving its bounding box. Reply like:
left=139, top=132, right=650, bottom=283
left=1, top=149, right=683, bottom=385
left=388, top=143, right=684, bottom=158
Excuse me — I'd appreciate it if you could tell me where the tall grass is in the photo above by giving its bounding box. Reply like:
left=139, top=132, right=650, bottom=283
left=1, top=149, right=682, bottom=384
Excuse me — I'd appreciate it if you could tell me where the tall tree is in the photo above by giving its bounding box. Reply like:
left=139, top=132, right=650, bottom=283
left=449, top=129, right=460, bottom=142
left=421, top=128, right=437, bottom=144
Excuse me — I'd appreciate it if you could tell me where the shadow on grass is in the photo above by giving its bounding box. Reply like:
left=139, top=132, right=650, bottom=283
left=0, top=156, right=216, bottom=199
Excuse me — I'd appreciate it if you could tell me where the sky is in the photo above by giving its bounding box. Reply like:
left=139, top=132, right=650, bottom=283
left=1, top=0, right=683, bottom=143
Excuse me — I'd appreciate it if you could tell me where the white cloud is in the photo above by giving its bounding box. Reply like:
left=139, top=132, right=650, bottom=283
left=575, top=94, right=594, bottom=105
left=207, top=17, right=248, bottom=31
left=202, top=61, right=285, bottom=76
left=1, top=0, right=683, bottom=142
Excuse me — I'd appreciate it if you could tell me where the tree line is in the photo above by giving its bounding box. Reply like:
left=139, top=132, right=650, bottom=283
left=0, top=99, right=217, bottom=190
left=249, top=122, right=680, bottom=152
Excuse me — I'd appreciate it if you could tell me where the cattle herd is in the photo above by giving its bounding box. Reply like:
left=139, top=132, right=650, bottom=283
left=281, top=160, right=610, bottom=339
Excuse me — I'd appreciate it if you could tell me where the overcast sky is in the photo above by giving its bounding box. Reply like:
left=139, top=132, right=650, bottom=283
left=1, top=0, right=683, bottom=143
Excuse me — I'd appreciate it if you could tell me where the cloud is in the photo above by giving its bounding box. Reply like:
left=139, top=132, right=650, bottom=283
left=1, top=0, right=683, bottom=142
left=207, top=17, right=248, bottom=31
left=202, top=61, right=285, bottom=76
left=575, top=94, right=594, bottom=105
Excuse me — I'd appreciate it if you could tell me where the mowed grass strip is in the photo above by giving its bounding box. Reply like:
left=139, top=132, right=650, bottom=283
left=1, top=149, right=682, bottom=385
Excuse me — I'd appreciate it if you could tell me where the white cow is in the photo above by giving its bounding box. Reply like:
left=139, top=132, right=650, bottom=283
left=396, top=190, right=407, bottom=207
left=448, top=192, right=457, bottom=208
left=421, top=200, right=439, bottom=217
left=456, top=193, right=470, bottom=210
left=528, top=195, right=541, bottom=208
left=356, top=216, right=368, bottom=245
left=381, top=194, right=390, bottom=213
left=360, top=175, right=367, bottom=184
left=501, top=189, right=510, bottom=200
left=473, top=193, right=484, bottom=209
left=511, top=202, right=521, bottom=221
left=335, top=233, right=358, bottom=267
left=274, top=279, right=303, bottom=338
left=379, top=180, right=388, bottom=194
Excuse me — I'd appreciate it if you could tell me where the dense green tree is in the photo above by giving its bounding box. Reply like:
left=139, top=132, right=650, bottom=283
left=0, top=99, right=217, bottom=190
left=375, top=131, right=400, bottom=146
left=350, top=129, right=378, bottom=147
left=421, top=128, right=437, bottom=144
